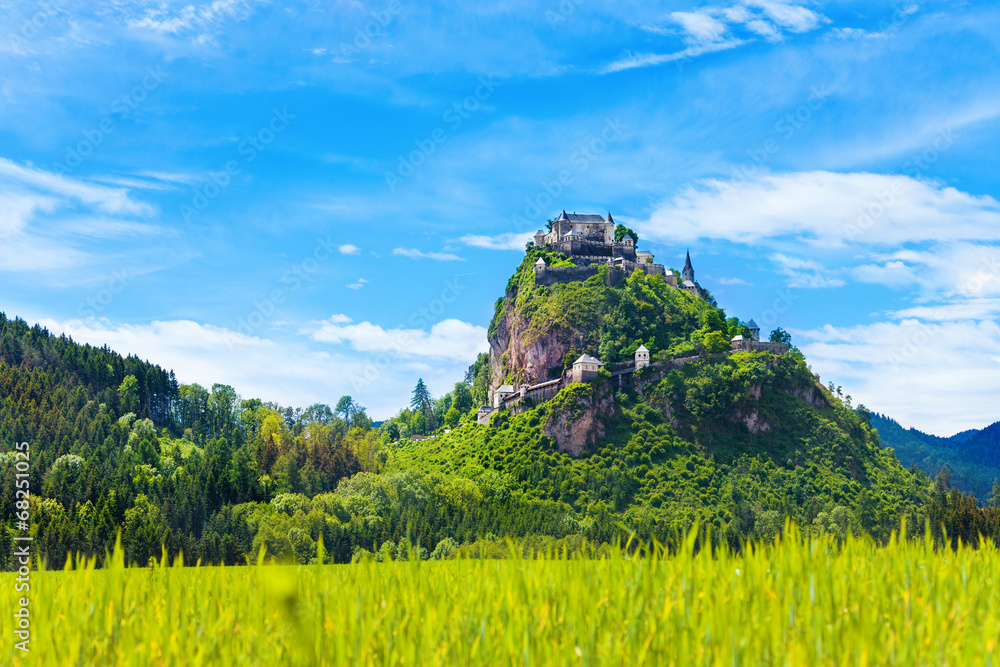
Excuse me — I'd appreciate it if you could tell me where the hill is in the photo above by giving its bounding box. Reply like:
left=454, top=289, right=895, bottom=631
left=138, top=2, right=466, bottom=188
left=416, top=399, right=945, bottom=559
left=871, top=413, right=1000, bottom=502
left=2, top=246, right=999, bottom=568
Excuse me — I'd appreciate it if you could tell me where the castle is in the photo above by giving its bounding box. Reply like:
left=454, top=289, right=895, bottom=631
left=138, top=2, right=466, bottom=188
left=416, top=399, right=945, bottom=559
left=478, top=210, right=788, bottom=423
left=531, top=211, right=707, bottom=297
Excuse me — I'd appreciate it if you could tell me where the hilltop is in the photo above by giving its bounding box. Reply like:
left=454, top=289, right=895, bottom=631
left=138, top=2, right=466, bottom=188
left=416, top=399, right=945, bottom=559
left=1, top=235, right=998, bottom=567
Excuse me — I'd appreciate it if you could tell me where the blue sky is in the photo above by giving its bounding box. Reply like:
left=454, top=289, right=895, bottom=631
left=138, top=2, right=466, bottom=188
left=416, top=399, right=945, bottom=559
left=1, top=0, right=999, bottom=435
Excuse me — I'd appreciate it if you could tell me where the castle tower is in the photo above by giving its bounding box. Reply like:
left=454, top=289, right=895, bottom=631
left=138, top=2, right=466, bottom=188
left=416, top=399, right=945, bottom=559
left=635, top=344, right=650, bottom=369
left=747, top=318, right=760, bottom=342
left=682, top=250, right=695, bottom=283
left=534, top=230, right=546, bottom=247
left=533, top=257, right=546, bottom=280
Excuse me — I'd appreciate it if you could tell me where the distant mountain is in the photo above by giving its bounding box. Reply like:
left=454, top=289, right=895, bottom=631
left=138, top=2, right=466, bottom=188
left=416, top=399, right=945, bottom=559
left=871, top=413, right=1000, bottom=502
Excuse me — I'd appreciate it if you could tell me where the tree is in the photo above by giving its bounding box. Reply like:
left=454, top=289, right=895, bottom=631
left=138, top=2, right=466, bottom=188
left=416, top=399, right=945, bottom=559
left=769, top=328, right=792, bottom=344
left=701, top=331, right=732, bottom=354
left=335, top=396, right=357, bottom=421
left=614, top=224, right=638, bottom=246
left=988, top=478, right=1000, bottom=508
left=303, top=403, right=334, bottom=425
left=411, top=379, right=434, bottom=434
left=118, top=375, right=139, bottom=414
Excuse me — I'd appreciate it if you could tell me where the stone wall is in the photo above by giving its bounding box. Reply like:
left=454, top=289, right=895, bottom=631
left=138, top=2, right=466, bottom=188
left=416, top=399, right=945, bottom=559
left=731, top=340, right=791, bottom=354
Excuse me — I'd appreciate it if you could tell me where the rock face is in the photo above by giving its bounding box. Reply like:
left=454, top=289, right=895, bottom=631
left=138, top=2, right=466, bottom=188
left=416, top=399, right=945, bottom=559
left=489, top=296, right=564, bottom=390
left=488, top=285, right=589, bottom=392
left=542, top=386, right=614, bottom=456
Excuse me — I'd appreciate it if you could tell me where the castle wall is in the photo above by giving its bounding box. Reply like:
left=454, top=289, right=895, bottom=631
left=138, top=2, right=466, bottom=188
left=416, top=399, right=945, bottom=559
left=731, top=340, right=791, bottom=354
left=535, top=264, right=672, bottom=289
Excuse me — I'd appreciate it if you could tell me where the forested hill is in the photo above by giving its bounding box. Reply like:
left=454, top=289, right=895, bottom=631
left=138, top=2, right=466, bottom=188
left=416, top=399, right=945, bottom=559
left=3, top=242, right=1000, bottom=570
left=871, top=413, right=1000, bottom=502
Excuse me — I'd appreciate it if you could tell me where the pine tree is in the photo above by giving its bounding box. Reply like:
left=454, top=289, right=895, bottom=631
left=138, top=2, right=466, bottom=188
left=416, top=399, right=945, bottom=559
left=411, top=379, right=434, bottom=433
left=989, top=478, right=1000, bottom=508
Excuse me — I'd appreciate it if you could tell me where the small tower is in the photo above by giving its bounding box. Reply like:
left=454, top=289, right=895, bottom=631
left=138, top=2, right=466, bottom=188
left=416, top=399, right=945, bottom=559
left=747, top=318, right=760, bottom=342
left=533, top=257, right=546, bottom=280
left=635, top=344, right=650, bottom=369
left=682, top=250, right=695, bottom=284
left=534, top=230, right=546, bottom=247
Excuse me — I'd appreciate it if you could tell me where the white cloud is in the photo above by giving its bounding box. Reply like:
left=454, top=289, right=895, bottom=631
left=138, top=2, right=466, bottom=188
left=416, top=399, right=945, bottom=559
left=772, top=253, right=845, bottom=288
left=0, top=158, right=153, bottom=216
left=338, top=244, right=361, bottom=255
left=638, top=171, right=1000, bottom=248
left=346, top=278, right=367, bottom=290
left=743, top=0, right=824, bottom=34
left=670, top=11, right=729, bottom=43
left=460, top=232, right=535, bottom=251
left=606, top=0, right=827, bottom=72
left=0, top=158, right=163, bottom=273
left=393, top=247, right=465, bottom=262
left=798, top=319, right=1000, bottom=435
left=600, top=40, right=746, bottom=74
left=715, top=276, right=753, bottom=286
left=37, top=316, right=478, bottom=420
left=306, top=315, right=488, bottom=360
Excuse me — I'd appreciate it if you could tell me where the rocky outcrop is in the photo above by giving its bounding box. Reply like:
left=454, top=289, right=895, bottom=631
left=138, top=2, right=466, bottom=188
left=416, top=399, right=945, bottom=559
left=542, top=385, right=614, bottom=456
left=789, top=382, right=831, bottom=410
left=488, top=283, right=593, bottom=392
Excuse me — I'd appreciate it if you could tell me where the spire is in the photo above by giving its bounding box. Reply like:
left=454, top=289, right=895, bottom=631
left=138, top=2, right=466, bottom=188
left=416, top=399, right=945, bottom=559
left=682, top=250, right=695, bottom=283
left=557, top=209, right=569, bottom=221
left=605, top=211, right=614, bottom=224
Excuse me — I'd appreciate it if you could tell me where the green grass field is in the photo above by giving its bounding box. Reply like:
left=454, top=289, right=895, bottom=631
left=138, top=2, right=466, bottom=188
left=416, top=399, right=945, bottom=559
left=4, top=531, right=999, bottom=666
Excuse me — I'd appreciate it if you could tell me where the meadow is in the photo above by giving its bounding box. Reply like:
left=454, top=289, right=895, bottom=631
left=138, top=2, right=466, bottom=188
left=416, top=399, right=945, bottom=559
left=3, top=530, right=998, bottom=666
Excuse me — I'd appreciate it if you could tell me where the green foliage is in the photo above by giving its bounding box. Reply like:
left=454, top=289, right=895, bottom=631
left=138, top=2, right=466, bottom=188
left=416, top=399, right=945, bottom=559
left=613, top=223, right=638, bottom=246
left=770, top=327, right=792, bottom=344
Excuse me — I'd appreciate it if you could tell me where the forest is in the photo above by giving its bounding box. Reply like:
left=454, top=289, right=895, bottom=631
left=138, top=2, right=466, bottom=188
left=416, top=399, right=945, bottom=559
left=2, top=269, right=999, bottom=569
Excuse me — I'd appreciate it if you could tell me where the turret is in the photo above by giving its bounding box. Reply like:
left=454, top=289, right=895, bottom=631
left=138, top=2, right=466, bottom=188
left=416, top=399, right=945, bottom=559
left=682, top=250, right=695, bottom=283
left=747, top=318, right=760, bottom=342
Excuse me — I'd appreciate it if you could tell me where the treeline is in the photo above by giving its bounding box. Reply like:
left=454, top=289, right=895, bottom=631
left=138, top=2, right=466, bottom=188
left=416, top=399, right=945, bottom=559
left=4, top=310, right=1000, bottom=569
left=872, top=413, right=1000, bottom=502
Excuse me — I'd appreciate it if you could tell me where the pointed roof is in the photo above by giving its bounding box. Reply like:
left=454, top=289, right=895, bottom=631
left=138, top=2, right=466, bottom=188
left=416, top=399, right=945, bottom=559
left=535, top=229, right=545, bottom=236
left=556, top=210, right=569, bottom=221
left=747, top=318, right=759, bottom=329
left=635, top=345, right=649, bottom=353
left=573, top=353, right=604, bottom=366
left=534, top=258, right=546, bottom=265
left=683, top=250, right=693, bottom=272
left=605, top=212, right=615, bottom=224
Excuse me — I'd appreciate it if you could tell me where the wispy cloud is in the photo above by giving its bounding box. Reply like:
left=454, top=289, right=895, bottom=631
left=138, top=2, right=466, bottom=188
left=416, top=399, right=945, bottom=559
left=638, top=171, right=1000, bottom=248
left=798, top=318, right=1000, bottom=435
left=347, top=278, right=368, bottom=290
left=305, top=314, right=487, bottom=360
left=393, top=247, right=465, bottom=262
left=460, top=232, right=534, bottom=251
left=338, top=244, right=361, bottom=255
left=602, top=0, right=828, bottom=73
